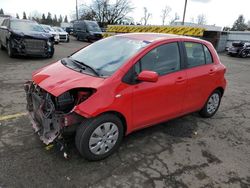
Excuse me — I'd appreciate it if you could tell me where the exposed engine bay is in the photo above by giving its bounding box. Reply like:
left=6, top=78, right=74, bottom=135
left=24, top=81, right=91, bottom=145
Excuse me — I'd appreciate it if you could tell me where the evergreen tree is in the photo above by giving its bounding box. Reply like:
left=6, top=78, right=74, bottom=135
left=46, top=12, right=52, bottom=25
left=52, top=14, right=58, bottom=26
left=64, top=15, right=68, bottom=23
left=58, top=15, right=63, bottom=23
left=0, top=8, right=4, bottom=15
left=23, top=12, right=27, bottom=19
left=16, top=13, right=19, bottom=19
left=231, top=15, right=248, bottom=31
left=41, top=13, right=46, bottom=24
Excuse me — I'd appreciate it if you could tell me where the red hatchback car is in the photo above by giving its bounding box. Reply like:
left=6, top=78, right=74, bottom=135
left=25, top=33, right=226, bottom=160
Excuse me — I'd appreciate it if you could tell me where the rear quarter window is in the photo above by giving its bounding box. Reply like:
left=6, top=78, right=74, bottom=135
left=203, top=45, right=213, bottom=64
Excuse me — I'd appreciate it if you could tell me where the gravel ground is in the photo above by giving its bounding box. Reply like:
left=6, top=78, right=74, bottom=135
left=0, top=37, right=249, bottom=188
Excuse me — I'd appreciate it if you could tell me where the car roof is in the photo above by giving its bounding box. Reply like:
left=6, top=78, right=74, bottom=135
left=8, top=18, right=35, bottom=23
left=117, top=32, right=204, bottom=43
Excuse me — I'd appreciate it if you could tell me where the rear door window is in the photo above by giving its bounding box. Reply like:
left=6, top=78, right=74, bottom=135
left=184, top=42, right=206, bottom=68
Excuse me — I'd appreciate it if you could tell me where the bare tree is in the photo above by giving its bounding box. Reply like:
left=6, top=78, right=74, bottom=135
left=170, top=13, right=180, bottom=24
left=190, top=17, right=195, bottom=23
left=197, top=14, right=206, bottom=25
left=161, top=5, right=171, bottom=25
left=141, top=7, right=151, bottom=25
left=78, top=0, right=133, bottom=26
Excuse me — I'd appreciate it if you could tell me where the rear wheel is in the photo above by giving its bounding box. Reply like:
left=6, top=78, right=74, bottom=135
left=75, top=113, right=124, bottom=161
left=199, top=90, right=222, bottom=118
left=240, top=50, right=248, bottom=58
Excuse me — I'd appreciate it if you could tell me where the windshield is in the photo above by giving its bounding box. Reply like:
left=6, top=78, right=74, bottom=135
left=85, top=21, right=101, bottom=32
left=70, top=36, right=149, bottom=77
left=10, top=20, right=45, bottom=32
left=41, top=25, right=54, bottom=32
left=54, top=27, right=64, bottom=32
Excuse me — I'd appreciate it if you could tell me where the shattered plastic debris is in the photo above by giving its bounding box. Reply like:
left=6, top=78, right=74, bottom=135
left=45, top=144, right=54, bottom=151
left=66, top=176, right=71, bottom=181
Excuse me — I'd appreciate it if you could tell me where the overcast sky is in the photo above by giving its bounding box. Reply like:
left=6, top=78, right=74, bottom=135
left=1, top=0, right=250, bottom=27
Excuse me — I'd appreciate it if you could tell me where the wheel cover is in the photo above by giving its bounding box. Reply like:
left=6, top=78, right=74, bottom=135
left=89, top=122, right=119, bottom=155
left=207, top=93, right=220, bottom=114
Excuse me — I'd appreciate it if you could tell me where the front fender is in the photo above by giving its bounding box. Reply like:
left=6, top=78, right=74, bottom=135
left=73, top=82, right=133, bottom=134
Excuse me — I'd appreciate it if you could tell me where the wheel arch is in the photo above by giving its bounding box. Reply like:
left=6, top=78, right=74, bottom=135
left=214, top=87, right=224, bottom=96
left=98, top=111, right=127, bottom=136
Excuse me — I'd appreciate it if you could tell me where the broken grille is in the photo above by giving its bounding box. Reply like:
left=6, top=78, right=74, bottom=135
left=24, top=39, right=46, bottom=53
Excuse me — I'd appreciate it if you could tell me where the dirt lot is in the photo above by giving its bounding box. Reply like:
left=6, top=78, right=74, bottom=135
left=0, top=37, right=250, bottom=188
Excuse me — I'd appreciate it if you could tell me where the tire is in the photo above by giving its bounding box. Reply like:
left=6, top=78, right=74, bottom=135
left=7, top=40, right=14, bottom=58
left=75, top=113, right=124, bottom=161
left=87, top=37, right=92, bottom=43
left=240, top=50, right=248, bottom=58
left=48, top=51, right=54, bottom=58
left=0, top=41, right=4, bottom=50
left=67, top=37, right=70, bottom=42
left=76, top=35, right=80, bottom=41
left=199, top=90, right=222, bottom=118
left=47, top=48, right=54, bottom=58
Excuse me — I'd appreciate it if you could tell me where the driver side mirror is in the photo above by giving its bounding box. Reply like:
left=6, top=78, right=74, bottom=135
left=137, top=70, right=159, bottom=82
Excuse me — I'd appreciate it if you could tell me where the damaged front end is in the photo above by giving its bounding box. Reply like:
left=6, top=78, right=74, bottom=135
left=10, top=32, right=54, bottom=57
left=24, top=81, right=91, bottom=145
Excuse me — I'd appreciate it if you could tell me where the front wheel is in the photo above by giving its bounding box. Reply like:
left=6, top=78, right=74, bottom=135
left=199, top=90, right=222, bottom=118
left=75, top=113, right=124, bottom=161
left=0, top=40, right=4, bottom=50
left=7, top=40, right=14, bottom=58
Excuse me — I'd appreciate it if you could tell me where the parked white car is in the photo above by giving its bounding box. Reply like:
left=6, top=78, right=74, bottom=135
left=40, top=24, right=60, bottom=44
left=53, top=27, right=69, bottom=42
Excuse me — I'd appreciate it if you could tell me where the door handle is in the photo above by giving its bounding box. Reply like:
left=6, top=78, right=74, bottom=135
left=176, top=77, right=185, bottom=83
left=209, top=69, right=215, bottom=75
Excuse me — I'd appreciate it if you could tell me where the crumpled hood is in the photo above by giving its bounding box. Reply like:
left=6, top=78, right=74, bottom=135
left=12, top=30, right=52, bottom=40
left=32, top=60, right=105, bottom=97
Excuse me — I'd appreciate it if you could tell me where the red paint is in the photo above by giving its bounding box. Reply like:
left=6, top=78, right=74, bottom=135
left=32, top=33, right=227, bottom=135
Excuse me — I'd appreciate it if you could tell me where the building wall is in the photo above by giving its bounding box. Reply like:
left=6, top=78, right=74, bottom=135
left=170, top=21, right=222, bottom=32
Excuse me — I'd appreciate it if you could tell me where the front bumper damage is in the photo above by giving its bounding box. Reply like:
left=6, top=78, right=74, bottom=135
left=11, top=37, right=54, bottom=57
left=24, top=81, right=83, bottom=146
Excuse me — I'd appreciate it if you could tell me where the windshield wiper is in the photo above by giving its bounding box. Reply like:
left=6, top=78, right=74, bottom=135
left=69, top=58, right=99, bottom=76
